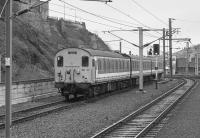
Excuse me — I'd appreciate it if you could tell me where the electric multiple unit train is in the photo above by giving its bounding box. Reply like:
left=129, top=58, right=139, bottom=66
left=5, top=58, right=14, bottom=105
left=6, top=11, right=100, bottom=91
left=55, top=48, right=163, bottom=101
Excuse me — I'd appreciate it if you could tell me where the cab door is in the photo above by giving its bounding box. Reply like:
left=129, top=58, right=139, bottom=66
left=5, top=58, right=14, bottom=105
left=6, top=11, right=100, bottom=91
left=91, top=58, right=96, bottom=83
left=81, top=56, right=91, bottom=83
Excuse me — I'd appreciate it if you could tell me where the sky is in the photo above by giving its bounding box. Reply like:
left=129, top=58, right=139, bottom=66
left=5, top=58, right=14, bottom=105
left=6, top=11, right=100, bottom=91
left=48, top=0, right=200, bottom=55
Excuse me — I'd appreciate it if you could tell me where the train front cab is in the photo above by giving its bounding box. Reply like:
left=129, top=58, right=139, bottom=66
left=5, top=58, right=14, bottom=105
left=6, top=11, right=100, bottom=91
left=55, top=48, right=95, bottom=100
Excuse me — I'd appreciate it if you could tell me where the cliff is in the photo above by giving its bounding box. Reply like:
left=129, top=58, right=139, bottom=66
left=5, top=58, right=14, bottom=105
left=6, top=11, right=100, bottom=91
left=0, top=2, right=110, bottom=81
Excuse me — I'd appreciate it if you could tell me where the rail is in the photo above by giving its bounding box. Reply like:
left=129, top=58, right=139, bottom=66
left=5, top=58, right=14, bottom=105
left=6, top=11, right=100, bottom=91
left=91, top=78, right=196, bottom=138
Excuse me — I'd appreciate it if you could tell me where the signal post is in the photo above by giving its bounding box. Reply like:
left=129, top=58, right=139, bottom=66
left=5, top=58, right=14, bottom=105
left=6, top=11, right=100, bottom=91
left=153, top=44, right=160, bottom=89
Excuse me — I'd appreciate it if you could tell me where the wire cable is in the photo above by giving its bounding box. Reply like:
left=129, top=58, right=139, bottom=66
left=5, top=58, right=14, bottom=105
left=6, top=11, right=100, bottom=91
left=51, top=2, right=140, bottom=27
left=175, top=18, right=200, bottom=23
left=106, top=4, right=162, bottom=37
left=49, top=8, right=124, bottom=29
left=0, top=0, right=9, bottom=18
left=107, top=31, right=139, bottom=47
left=58, top=0, right=137, bottom=28
left=106, top=4, right=150, bottom=28
left=131, top=0, right=168, bottom=26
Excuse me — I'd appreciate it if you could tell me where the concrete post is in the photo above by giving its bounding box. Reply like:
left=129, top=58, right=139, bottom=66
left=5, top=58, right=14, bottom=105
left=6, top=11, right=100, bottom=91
left=139, top=27, right=143, bottom=91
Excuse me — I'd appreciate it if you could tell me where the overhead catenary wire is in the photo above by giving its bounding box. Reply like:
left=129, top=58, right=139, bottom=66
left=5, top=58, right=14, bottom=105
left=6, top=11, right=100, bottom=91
left=106, top=3, right=162, bottom=36
left=173, top=18, right=192, bottom=43
left=58, top=0, right=138, bottom=29
left=99, top=15, right=141, bottom=27
left=104, top=28, right=160, bottom=38
left=131, top=0, right=168, bottom=26
left=175, top=18, right=200, bottom=23
left=48, top=8, right=124, bottom=29
left=106, top=4, right=149, bottom=28
left=14, top=0, right=51, bottom=17
left=57, top=8, right=160, bottom=38
left=107, top=31, right=139, bottom=47
left=143, top=36, right=163, bottom=48
left=0, top=0, right=9, bottom=18
left=50, top=2, right=140, bottom=27
left=104, top=39, right=121, bottom=42
left=53, top=1, right=162, bottom=39
left=11, top=1, right=128, bottom=30
left=49, top=2, right=139, bottom=29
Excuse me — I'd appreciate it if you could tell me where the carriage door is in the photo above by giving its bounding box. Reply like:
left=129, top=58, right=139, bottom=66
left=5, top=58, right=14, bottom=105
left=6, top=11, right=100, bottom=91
left=91, top=58, right=96, bottom=83
left=81, top=56, right=91, bottom=83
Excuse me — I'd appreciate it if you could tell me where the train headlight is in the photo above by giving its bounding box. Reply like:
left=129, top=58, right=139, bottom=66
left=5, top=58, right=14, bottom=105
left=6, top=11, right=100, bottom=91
left=57, top=72, right=63, bottom=80
left=57, top=72, right=61, bottom=78
left=66, top=69, right=71, bottom=74
left=76, top=69, right=80, bottom=75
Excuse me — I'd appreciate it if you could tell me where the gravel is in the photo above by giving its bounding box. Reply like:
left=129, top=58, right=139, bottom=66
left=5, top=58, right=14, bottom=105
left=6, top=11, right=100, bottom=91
left=0, top=79, right=180, bottom=138
left=0, top=95, right=65, bottom=115
left=155, top=79, right=200, bottom=138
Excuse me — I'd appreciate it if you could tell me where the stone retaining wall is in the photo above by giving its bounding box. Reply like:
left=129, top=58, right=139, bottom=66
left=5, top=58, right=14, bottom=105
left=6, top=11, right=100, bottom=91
left=0, top=78, right=58, bottom=106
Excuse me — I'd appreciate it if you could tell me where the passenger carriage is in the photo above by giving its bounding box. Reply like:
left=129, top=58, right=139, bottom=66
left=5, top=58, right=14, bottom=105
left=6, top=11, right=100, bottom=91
left=55, top=48, right=131, bottom=100
left=55, top=47, right=163, bottom=101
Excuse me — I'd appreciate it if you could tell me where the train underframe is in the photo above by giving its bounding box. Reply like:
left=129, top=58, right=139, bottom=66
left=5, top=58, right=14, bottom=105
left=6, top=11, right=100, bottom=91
left=56, top=73, right=163, bottom=101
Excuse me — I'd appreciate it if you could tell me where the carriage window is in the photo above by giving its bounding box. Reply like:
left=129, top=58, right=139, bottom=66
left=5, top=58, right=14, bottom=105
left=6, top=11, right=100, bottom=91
left=57, top=56, right=63, bottom=67
left=104, top=59, right=107, bottom=73
left=127, top=61, right=129, bottom=71
left=92, top=59, right=95, bottom=67
left=98, top=59, right=101, bottom=70
left=82, top=56, right=89, bottom=67
left=107, top=59, right=110, bottom=73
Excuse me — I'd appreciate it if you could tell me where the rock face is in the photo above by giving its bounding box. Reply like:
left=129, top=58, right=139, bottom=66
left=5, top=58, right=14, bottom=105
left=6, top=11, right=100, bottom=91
left=0, top=1, right=110, bottom=81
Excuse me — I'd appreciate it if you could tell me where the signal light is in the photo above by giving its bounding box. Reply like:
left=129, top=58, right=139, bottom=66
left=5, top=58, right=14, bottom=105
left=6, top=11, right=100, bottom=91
left=153, top=44, right=160, bottom=55
left=148, top=48, right=152, bottom=55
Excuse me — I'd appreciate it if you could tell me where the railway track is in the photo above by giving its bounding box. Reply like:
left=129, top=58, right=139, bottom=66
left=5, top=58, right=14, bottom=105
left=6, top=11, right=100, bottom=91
left=0, top=99, right=85, bottom=129
left=0, top=86, right=133, bottom=129
left=91, top=78, right=196, bottom=138
left=0, top=86, right=139, bottom=129
left=0, top=79, right=183, bottom=130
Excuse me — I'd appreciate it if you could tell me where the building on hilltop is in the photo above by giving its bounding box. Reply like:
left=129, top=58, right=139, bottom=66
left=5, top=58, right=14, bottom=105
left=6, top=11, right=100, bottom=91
left=13, top=0, right=49, bottom=19
left=13, top=0, right=85, bottom=28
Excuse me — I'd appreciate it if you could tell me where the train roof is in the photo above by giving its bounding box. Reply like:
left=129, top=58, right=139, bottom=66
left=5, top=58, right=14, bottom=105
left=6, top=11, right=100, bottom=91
left=129, top=55, right=163, bottom=61
left=56, top=47, right=163, bottom=60
left=84, top=48, right=129, bottom=58
left=57, top=48, right=129, bottom=59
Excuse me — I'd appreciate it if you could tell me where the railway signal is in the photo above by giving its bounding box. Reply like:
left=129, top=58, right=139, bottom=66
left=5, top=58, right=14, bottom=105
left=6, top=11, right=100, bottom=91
left=153, top=44, right=160, bottom=55
left=148, top=48, right=153, bottom=55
